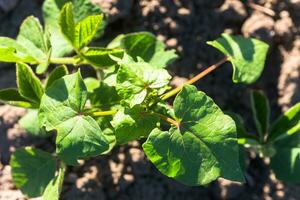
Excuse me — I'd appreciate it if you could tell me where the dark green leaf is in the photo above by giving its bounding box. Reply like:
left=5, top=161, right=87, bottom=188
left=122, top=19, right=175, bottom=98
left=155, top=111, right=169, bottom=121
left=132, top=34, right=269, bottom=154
left=45, top=65, right=69, bottom=89
left=111, top=106, right=159, bottom=144
left=108, top=32, right=178, bottom=68
left=250, top=90, right=270, bottom=137
left=143, top=85, right=244, bottom=185
left=207, top=33, right=269, bottom=84
left=39, top=71, right=109, bottom=165
left=81, top=47, right=124, bottom=67
left=10, top=147, right=56, bottom=197
left=16, top=63, right=44, bottom=104
left=268, top=103, right=300, bottom=142
left=0, top=88, right=36, bottom=108
left=43, top=165, right=65, bottom=200
left=90, top=82, right=121, bottom=107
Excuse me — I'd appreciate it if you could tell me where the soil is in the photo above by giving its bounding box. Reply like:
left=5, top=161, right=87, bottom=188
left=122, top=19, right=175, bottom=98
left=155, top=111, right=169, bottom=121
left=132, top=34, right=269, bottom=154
left=0, top=0, right=300, bottom=199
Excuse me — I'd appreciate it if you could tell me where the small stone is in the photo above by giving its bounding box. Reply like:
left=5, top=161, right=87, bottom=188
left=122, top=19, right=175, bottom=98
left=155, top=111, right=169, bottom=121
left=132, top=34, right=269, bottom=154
left=166, top=38, right=178, bottom=48
left=177, top=8, right=190, bottom=16
left=123, top=174, right=134, bottom=182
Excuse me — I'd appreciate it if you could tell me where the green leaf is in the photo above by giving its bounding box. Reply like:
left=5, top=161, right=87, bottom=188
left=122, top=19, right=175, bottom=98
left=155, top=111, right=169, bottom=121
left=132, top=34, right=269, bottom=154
left=42, top=164, right=65, bottom=200
left=268, top=103, right=300, bottom=142
left=39, top=71, right=109, bottom=165
left=143, top=85, right=244, bottom=185
left=81, top=47, right=124, bottom=67
left=75, top=15, right=103, bottom=49
left=0, top=38, right=36, bottom=63
left=90, top=82, right=121, bottom=107
left=116, top=55, right=171, bottom=107
left=207, top=33, right=269, bottom=84
left=19, top=109, right=48, bottom=137
left=36, top=49, right=52, bottom=74
left=58, top=2, right=76, bottom=47
left=108, top=32, right=178, bottom=68
left=0, top=88, right=36, bottom=108
left=45, top=65, right=69, bottom=89
left=250, top=90, right=270, bottom=137
left=17, top=16, right=50, bottom=62
left=270, top=132, right=300, bottom=182
left=84, top=77, right=100, bottom=92
left=43, top=0, right=106, bottom=56
left=16, top=63, right=44, bottom=104
left=10, top=147, right=56, bottom=198
left=111, top=106, right=159, bottom=144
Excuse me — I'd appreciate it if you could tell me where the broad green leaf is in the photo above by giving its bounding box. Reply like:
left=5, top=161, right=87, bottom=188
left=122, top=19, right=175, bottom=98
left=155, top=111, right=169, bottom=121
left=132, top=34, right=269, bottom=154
left=45, top=65, right=69, bottom=89
left=81, top=47, right=124, bottom=67
left=250, top=90, right=270, bottom=136
left=90, top=82, right=121, bottom=107
left=39, top=71, right=109, bottom=165
left=108, top=32, right=178, bottom=68
left=207, top=33, right=269, bottom=84
left=10, top=147, right=56, bottom=198
left=0, top=88, right=36, bottom=108
left=16, top=63, right=44, bottom=104
left=19, top=110, right=48, bottom=137
left=42, top=165, right=65, bottom=200
left=75, top=15, right=103, bottom=49
left=17, top=16, right=50, bottom=62
left=111, top=106, right=159, bottom=144
left=143, top=85, right=244, bottom=185
left=43, top=0, right=106, bottom=57
left=116, top=55, right=171, bottom=107
left=270, top=132, right=300, bottom=182
left=0, top=38, right=36, bottom=63
left=268, top=103, right=300, bottom=142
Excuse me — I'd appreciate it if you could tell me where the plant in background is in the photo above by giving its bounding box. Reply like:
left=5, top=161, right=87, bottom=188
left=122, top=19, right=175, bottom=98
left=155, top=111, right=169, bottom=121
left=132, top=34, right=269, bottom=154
left=233, top=90, right=300, bottom=182
left=0, top=0, right=272, bottom=199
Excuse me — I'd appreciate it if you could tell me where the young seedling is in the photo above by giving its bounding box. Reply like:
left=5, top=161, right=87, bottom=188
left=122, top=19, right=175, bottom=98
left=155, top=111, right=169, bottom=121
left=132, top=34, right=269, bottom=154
left=233, top=90, right=300, bottom=182
left=0, top=0, right=270, bottom=199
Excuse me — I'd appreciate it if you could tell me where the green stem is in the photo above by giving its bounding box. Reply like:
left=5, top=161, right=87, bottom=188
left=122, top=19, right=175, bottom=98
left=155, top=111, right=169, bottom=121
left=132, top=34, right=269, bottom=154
left=151, top=112, right=179, bottom=128
left=50, top=57, right=80, bottom=65
left=161, top=57, right=229, bottom=101
left=91, top=109, right=118, bottom=117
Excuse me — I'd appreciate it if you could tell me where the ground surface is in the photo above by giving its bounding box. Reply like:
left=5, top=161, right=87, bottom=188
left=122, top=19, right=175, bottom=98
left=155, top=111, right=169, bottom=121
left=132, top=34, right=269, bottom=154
left=0, top=0, right=300, bottom=199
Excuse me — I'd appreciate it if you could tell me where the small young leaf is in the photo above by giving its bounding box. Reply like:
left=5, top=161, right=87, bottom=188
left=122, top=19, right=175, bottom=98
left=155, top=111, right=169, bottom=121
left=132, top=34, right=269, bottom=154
left=250, top=90, right=270, bottom=137
left=116, top=55, right=171, bottom=107
left=268, top=103, right=300, bottom=142
left=16, top=63, right=44, bottom=104
left=111, top=106, right=159, bottom=144
left=17, top=16, right=50, bottom=62
left=42, top=165, right=65, bottom=200
left=207, top=33, right=269, bottom=84
left=58, top=2, right=76, bottom=47
left=0, top=88, right=36, bottom=108
left=39, top=71, right=109, bottom=165
left=143, top=85, right=244, bottom=185
left=74, top=15, right=103, bottom=49
left=19, top=109, right=48, bottom=137
left=10, top=147, right=56, bottom=197
left=81, top=47, right=124, bottom=67
left=108, top=32, right=178, bottom=68
left=45, top=65, right=69, bottom=89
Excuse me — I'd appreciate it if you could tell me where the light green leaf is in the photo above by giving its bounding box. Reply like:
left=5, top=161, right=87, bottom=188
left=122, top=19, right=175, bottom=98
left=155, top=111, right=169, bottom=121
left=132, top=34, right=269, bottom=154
left=268, top=103, right=300, bottom=142
left=10, top=147, right=56, bottom=198
left=17, top=16, right=50, bottom=62
left=43, top=0, right=106, bottom=57
left=143, top=85, right=244, bottom=185
left=36, top=49, right=52, bottom=74
left=16, top=63, right=44, bottom=104
left=42, top=165, right=65, bottom=200
left=207, top=33, right=269, bottom=84
left=111, top=106, right=159, bottom=144
left=81, top=47, right=124, bottom=67
left=19, top=109, right=48, bottom=137
left=108, top=32, right=178, bottom=68
left=0, top=88, right=36, bottom=108
left=75, top=15, right=103, bottom=49
left=39, top=71, right=109, bottom=165
left=270, top=132, right=300, bottom=182
left=58, top=2, right=76, bottom=47
left=116, top=55, right=171, bottom=107
left=45, top=65, right=69, bottom=89
left=84, top=77, right=100, bottom=92
left=250, top=90, right=270, bottom=137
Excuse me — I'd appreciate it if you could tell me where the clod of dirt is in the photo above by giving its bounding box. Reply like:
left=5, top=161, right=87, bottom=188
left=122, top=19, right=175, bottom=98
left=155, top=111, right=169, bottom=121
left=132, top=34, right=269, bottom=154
left=218, top=0, right=248, bottom=24
left=242, top=11, right=275, bottom=44
left=274, top=11, right=294, bottom=42
left=0, top=0, right=18, bottom=12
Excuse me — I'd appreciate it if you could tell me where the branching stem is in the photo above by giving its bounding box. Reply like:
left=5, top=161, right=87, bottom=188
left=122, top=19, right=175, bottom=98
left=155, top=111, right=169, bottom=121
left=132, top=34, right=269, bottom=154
left=161, top=57, right=229, bottom=101
left=152, top=112, right=179, bottom=128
